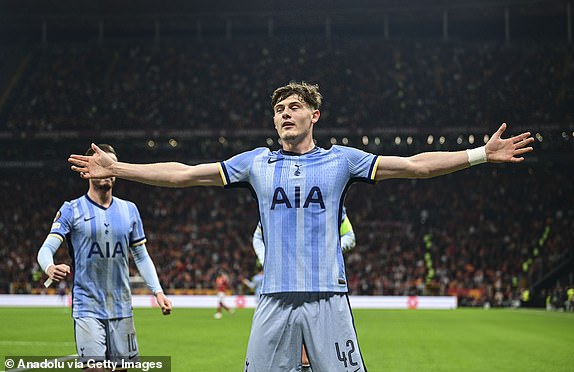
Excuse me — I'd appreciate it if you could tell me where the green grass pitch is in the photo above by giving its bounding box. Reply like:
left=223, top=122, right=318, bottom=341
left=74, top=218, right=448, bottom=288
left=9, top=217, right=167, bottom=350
left=1, top=307, right=572, bottom=371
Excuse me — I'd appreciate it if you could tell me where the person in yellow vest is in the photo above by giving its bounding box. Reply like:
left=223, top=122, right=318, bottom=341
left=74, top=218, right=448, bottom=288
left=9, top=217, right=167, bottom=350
left=566, top=287, right=574, bottom=312
left=520, top=288, right=530, bottom=307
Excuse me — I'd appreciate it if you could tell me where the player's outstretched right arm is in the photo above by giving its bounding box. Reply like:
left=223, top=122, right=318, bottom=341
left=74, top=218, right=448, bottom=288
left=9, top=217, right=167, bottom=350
left=68, top=143, right=223, bottom=188
left=375, top=123, right=533, bottom=180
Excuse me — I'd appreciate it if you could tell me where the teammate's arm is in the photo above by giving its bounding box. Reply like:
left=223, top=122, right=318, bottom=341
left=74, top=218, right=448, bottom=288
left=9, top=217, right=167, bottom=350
left=131, top=244, right=172, bottom=315
left=37, top=235, right=70, bottom=281
left=252, top=223, right=265, bottom=266
left=242, top=278, right=255, bottom=290
left=69, top=143, right=223, bottom=187
left=375, top=123, right=534, bottom=181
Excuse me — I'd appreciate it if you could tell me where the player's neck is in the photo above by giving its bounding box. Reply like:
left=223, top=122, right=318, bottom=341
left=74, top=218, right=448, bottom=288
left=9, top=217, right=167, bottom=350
left=87, top=189, right=113, bottom=208
left=281, top=137, right=315, bottom=154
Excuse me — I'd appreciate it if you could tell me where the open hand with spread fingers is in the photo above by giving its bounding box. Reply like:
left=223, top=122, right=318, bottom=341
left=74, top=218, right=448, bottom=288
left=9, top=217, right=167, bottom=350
left=69, top=143, right=116, bottom=179
left=485, top=123, right=535, bottom=163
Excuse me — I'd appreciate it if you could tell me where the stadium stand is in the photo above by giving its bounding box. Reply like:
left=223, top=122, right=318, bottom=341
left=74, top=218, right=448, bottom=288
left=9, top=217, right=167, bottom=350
left=1, top=157, right=572, bottom=308
left=1, top=41, right=572, bottom=132
left=0, top=0, right=572, bottom=308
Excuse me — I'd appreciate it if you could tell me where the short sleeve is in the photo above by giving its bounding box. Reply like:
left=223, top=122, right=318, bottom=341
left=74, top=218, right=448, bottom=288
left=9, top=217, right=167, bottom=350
left=49, top=202, right=73, bottom=239
left=219, top=147, right=266, bottom=186
left=334, top=145, right=380, bottom=181
left=129, top=202, right=147, bottom=247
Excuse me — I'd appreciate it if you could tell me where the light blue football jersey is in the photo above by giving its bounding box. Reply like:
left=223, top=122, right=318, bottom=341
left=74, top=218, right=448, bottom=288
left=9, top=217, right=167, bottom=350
left=220, top=145, right=379, bottom=293
left=253, top=206, right=351, bottom=265
left=49, top=195, right=146, bottom=318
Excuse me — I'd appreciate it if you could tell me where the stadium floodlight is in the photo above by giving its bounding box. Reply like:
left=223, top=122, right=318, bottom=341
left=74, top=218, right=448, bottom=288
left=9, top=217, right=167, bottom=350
left=330, top=137, right=337, bottom=145
left=469, top=134, right=475, bottom=144
left=342, top=137, right=349, bottom=145
left=427, top=135, right=434, bottom=145
left=457, top=135, right=463, bottom=145
left=169, top=139, right=178, bottom=148
left=362, top=136, right=369, bottom=145
left=483, top=134, right=490, bottom=143
left=439, top=136, right=446, bottom=145
left=266, top=138, right=274, bottom=146
left=374, top=137, right=381, bottom=145
left=406, top=136, right=413, bottom=145
left=535, top=133, right=543, bottom=142
left=394, top=136, right=401, bottom=145
left=147, top=140, right=155, bottom=148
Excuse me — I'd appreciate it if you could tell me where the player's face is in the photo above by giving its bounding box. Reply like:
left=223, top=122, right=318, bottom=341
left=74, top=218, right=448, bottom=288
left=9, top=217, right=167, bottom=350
left=89, top=152, right=117, bottom=191
left=273, top=94, right=319, bottom=144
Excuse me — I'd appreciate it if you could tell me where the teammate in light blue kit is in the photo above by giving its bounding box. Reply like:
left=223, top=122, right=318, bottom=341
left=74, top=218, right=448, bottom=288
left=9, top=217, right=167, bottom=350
left=242, top=265, right=264, bottom=299
left=69, top=82, right=534, bottom=371
left=242, top=225, right=265, bottom=303
left=38, top=144, right=172, bottom=370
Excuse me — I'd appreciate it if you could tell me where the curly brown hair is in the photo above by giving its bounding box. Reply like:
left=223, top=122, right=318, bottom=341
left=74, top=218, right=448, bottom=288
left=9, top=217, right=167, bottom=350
left=271, top=81, right=323, bottom=110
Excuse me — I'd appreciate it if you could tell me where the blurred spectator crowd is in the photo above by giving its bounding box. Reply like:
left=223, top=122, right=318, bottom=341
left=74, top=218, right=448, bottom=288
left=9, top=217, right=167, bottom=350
left=1, top=161, right=572, bottom=307
left=2, top=39, right=573, bottom=133
left=1, top=38, right=573, bottom=307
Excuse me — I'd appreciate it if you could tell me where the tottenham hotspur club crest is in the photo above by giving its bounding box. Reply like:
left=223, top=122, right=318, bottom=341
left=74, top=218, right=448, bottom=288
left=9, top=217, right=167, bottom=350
left=294, top=164, right=302, bottom=176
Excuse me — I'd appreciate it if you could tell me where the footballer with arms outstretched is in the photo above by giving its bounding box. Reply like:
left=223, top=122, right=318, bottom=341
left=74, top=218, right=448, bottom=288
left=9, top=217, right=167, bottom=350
left=38, top=144, right=172, bottom=371
left=68, top=82, right=533, bottom=371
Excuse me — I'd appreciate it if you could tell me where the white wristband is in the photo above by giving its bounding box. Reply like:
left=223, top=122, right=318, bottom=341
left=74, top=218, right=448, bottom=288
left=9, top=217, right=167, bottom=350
left=466, top=146, right=487, bottom=166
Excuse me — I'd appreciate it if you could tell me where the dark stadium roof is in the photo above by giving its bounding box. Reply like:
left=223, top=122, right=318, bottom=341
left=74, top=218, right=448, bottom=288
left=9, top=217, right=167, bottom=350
left=0, top=0, right=565, bottom=18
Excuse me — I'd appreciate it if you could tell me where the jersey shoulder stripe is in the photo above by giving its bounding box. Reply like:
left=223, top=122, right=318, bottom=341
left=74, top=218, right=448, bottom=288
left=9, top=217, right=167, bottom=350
left=370, top=156, right=381, bottom=180
left=217, top=163, right=228, bottom=186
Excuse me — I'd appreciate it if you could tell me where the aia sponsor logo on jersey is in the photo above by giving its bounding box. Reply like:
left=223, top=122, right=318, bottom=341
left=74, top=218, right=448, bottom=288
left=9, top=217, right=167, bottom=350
left=270, top=186, right=325, bottom=210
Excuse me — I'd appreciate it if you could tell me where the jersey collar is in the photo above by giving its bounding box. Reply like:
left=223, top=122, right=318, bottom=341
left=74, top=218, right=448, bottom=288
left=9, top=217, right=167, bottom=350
left=278, top=146, right=320, bottom=156
left=85, top=194, right=114, bottom=210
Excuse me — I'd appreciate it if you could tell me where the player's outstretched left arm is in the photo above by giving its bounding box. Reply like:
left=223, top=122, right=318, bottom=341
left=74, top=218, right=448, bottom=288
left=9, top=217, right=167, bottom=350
left=68, top=143, right=223, bottom=188
left=375, top=123, right=534, bottom=181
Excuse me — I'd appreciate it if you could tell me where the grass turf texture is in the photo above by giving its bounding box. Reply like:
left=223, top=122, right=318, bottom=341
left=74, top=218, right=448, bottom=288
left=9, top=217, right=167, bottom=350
left=1, top=307, right=572, bottom=371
